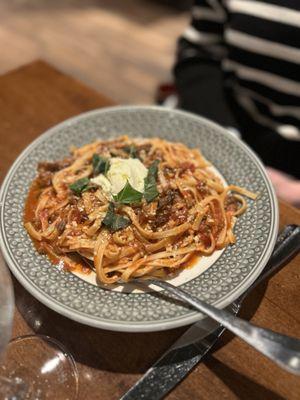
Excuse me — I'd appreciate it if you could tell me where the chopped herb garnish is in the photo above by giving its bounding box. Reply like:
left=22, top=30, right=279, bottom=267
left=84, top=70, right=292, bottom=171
left=113, top=181, right=143, bottom=205
left=92, top=154, right=110, bottom=176
left=144, top=160, right=159, bottom=202
left=69, top=177, right=91, bottom=196
left=123, top=145, right=138, bottom=158
left=102, top=202, right=131, bottom=232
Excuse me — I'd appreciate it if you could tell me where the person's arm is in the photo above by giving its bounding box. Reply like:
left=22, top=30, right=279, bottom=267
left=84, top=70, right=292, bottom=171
left=267, top=168, right=300, bottom=207
left=174, top=0, right=236, bottom=127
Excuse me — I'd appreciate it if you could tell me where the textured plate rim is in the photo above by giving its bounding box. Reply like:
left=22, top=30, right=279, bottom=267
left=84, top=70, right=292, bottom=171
left=0, top=105, right=279, bottom=332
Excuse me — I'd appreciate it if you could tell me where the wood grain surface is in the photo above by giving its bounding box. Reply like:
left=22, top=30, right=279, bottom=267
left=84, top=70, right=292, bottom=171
left=0, top=0, right=187, bottom=104
left=0, top=61, right=299, bottom=400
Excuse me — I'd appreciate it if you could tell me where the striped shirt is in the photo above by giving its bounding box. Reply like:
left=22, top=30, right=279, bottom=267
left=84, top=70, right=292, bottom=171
left=177, top=0, right=300, bottom=142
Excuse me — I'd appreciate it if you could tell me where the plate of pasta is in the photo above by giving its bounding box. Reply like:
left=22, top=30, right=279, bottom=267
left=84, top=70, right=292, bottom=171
left=0, top=106, right=278, bottom=332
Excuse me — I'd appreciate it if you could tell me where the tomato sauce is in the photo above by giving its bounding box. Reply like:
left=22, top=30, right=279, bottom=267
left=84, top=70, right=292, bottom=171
left=24, top=179, right=91, bottom=274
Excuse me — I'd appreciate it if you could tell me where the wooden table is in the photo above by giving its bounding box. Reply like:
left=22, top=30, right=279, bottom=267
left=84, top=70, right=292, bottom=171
left=0, top=61, right=299, bottom=400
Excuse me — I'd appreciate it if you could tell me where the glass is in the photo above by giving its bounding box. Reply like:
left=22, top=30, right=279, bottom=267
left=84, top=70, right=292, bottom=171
left=0, top=252, right=79, bottom=399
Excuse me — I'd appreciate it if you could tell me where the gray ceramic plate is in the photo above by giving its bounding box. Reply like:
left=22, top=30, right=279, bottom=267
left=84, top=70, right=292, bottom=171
left=0, top=106, right=278, bottom=332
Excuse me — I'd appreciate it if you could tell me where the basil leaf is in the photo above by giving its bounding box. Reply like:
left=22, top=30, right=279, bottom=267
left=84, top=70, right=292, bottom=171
left=144, top=180, right=159, bottom=203
left=102, top=202, right=115, bottom=227
left=69, top=177, right=90, bottom=196
left=147, top=160, right=159, bottom=179
left=144, top=160, right=159, bottom=202
left=92, top=154, right=110, bottom=176
left=113, top=181, right=143, bottom=205
left=111, top=214, right=131, bottom=232
left=123, top=145, right=138, bottom=158
left=102, top=202, right=131, bottom=232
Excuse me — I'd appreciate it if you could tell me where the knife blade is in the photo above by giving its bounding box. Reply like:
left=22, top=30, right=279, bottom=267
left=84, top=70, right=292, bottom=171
left=120, top=225, right=300, bottom=400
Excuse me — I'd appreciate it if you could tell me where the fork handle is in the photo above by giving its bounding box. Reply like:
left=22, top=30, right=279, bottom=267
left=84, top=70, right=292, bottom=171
left=150, top=278, right=300, bottom=375
left=147, top=225, right=300, bottom=374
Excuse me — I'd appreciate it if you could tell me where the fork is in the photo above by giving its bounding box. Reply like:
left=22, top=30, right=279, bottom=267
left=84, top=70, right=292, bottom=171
left=138, top=225, right=300, bottom=375
left=121, top=225, right=300, bottom=400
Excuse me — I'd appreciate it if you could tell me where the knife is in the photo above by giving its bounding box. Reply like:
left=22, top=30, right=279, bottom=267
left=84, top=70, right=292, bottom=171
left=120, top=225, right=300, bottom=400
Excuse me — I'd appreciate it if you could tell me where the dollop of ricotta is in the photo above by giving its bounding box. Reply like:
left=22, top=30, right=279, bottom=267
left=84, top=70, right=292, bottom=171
left=91, top=157, right=148, bottom=196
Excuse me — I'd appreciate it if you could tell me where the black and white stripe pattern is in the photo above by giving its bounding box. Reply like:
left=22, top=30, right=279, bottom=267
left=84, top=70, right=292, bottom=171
left=180, top=0, right=300, bottom=140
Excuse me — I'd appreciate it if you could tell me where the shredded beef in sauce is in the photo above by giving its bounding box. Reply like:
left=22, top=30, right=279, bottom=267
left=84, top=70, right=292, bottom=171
left=150, top=190, right=187, bottom=229
left=37, top=158, right=73, bottom=187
